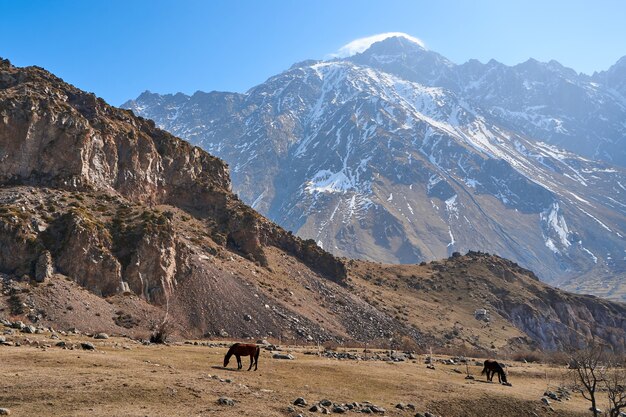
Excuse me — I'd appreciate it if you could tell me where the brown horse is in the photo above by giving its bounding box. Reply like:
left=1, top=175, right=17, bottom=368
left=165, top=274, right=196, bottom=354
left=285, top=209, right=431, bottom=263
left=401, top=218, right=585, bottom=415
left=481, top=359, right=509, bottom=384
left=223, top=343, right=260, bottom=371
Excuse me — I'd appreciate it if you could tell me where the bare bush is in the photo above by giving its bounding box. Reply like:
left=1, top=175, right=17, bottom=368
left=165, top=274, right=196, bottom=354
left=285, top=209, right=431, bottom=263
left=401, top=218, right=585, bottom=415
left=149, top=318, right=172, bottom=344
left=568, top=344, right=626, bottom=417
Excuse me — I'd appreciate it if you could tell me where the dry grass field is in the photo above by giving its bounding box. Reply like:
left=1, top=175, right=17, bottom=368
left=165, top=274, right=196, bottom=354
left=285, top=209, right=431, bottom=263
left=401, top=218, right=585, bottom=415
left=0, top=333, right=594, bottom=417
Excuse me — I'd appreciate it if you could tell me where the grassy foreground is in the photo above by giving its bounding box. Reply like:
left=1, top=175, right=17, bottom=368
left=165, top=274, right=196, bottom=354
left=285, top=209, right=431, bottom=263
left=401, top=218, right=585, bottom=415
left=0, top=335, right=590, bottom=417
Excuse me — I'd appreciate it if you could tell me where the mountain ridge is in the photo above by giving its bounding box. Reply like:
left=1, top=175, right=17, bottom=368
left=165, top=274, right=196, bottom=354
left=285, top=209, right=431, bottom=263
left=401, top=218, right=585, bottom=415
left=2, top=57, right=626, bottom=352
left=123, top=39, right=626, bottom=301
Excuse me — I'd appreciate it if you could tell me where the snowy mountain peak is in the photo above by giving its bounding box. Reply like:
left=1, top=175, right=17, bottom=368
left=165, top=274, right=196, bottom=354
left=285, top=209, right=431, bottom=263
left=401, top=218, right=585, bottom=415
left=333, top=32, right=426, bottom=58
left=123, top=47, right=626, bottom=302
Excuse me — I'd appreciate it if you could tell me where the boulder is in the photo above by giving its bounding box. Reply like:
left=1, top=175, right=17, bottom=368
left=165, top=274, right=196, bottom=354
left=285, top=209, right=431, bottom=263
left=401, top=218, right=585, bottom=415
left=81, top=342, right=95, bottom=350
left=217, top=397, right=234, bottom=406
left=22, top=325, right=36, bottom=334
left=11, top=321, right=24, bottom=330
left=293, top=397, right=307, bottom=407
left=272, top=353, right=294, bottom=360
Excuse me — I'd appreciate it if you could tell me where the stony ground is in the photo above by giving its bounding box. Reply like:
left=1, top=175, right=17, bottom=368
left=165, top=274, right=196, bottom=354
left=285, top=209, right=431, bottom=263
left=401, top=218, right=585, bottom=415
left=0, top=331, right=592, bottom=417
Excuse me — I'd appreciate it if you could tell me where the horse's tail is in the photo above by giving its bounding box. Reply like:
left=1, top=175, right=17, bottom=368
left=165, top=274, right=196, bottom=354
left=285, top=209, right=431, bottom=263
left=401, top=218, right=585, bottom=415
left=255, top=346, right=260, bottom=362
left=481, top=360, right=488, bottom=375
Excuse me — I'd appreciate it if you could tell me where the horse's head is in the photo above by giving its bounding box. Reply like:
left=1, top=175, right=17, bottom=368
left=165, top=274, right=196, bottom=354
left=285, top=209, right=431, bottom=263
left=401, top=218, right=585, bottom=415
left=501, top=371, right=509, bottom=385
left=223, top=355, right=230, bottom=368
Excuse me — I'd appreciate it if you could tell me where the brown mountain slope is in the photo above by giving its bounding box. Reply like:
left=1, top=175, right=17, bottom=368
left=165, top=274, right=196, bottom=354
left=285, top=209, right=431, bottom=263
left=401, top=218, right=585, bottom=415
left=0, top=58, right=625, bottom=352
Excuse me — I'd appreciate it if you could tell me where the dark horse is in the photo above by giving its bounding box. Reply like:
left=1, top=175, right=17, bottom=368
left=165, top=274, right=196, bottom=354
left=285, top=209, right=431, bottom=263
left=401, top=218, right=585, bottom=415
left=481, top=359, right=509, bottom=384
left=223, top=343, right=260, bottom=371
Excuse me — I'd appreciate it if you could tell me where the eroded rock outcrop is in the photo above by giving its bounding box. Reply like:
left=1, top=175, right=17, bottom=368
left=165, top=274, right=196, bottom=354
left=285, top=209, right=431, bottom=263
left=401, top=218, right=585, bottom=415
left=44, top=210, right=122, bottom=296
left=0, top=58, right=347, bottom=294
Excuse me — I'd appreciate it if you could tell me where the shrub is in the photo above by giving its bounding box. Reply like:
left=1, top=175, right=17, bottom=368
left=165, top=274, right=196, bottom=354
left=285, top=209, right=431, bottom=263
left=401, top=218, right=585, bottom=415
left=150, top=318, right=173, bottom=344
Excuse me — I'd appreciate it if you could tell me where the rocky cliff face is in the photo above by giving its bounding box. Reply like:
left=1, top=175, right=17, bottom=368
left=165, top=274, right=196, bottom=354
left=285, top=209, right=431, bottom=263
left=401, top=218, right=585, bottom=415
left=0, top=58, right=346, bottom=294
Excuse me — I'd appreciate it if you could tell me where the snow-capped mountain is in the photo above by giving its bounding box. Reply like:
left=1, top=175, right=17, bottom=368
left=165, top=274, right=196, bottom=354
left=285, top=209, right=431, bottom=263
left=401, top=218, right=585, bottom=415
left=123, top=36, right=626, bottom=300
left=350, top=36, right=626, bottom=166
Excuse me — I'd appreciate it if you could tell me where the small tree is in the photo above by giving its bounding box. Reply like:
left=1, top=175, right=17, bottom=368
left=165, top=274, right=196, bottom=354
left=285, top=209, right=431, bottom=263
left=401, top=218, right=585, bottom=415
left=569, top=345, right=626, bottom=417
left=603, top=354, right=626, bottom=417
left=568, top=344, right=605, bottom=417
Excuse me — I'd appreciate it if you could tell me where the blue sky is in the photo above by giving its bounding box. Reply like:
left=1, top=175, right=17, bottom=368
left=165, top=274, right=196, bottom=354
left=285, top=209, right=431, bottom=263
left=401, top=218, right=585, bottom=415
left=2, top=0, right=625, bottom=105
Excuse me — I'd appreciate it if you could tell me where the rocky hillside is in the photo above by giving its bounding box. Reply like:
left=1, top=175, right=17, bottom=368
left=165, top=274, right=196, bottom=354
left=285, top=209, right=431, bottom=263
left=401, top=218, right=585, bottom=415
left=1, top=58, right=626, bottom=353
left=123, top=37, right=626, bottom=300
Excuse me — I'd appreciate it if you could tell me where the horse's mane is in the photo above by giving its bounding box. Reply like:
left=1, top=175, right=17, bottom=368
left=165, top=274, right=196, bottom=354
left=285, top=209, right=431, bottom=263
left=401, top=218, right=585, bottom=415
left=224, top=343, right=240, bottom=360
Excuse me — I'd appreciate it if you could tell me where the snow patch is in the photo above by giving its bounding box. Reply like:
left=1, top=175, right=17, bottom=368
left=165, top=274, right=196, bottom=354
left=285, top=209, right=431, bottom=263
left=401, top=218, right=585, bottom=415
left=540, top=202, right=571, bottom=249
left=445, top=195, right=459, bottom=218
left=251, top=190, right=266, bottom=209
left=306, top=170, right=354, bottom=194
left=581, top=247, right=598, bottom=264
left=447, top=226, right=455, bottom=247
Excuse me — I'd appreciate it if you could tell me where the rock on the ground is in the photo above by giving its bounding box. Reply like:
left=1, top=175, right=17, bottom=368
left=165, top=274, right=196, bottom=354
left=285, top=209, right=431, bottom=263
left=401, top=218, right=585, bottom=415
left=81, top=342, right=95, bottom=350
left=272, top=353, right=294, bottom=360
left=218, top=397, right=235, bottom=406
left=11, top=321, right=24, bottom=330
left=293, top=397, right=307, bottom=406
left=94, top=333, right=109, bottom=340
left=22, top=325, right=36, bottom=334
left=0, top=408, right=10, bottom=415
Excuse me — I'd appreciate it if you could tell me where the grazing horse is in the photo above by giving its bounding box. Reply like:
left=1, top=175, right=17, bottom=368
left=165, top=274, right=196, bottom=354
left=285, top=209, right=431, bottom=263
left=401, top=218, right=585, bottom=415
left=481, top=359, right=509, bottom=384
left=223, top=343, right=260, bottom=371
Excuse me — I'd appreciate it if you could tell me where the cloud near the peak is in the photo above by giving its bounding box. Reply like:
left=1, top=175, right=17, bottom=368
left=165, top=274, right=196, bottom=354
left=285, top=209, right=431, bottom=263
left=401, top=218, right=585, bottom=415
left=330, top=33, right=426, bottom=58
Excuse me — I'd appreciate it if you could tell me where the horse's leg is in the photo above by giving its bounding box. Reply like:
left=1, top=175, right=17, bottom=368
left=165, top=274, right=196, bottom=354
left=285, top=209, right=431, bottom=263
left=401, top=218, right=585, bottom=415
left=236, top=354, right=242, bottom=370
left=497, top=371, right=502, bottom=384
left=254, top=349, right=259, bottom=371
